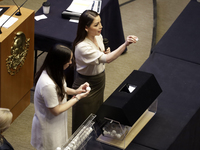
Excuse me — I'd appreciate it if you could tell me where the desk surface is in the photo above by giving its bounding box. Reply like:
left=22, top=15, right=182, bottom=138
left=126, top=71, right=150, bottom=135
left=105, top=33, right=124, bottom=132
left=0, top=6, right=34, bottom=42
left=34, top=0, right=125, bottom=51
left=138, top=1, right=200, bottom=150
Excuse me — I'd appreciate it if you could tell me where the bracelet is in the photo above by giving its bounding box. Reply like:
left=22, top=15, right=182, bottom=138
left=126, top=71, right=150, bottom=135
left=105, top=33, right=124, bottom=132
left=75, top=96, right=79, bottom=101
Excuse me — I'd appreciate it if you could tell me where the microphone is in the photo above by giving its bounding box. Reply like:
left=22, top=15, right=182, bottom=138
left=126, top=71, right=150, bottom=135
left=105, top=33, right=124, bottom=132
left=103, top=38, right=109, bottom=51
left=0, top=0, right=28, bottom=34
left=12, top=0, right=21, bottom=16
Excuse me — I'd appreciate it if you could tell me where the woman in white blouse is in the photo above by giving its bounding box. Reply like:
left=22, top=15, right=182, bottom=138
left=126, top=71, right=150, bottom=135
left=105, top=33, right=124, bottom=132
left=31, top=44, right=90, bottom=150
left=72, top=10, right=138, bottom=133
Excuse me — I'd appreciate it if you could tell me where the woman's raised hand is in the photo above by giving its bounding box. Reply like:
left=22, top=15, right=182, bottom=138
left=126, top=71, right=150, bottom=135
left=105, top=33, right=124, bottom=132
left=125, top=35, right=138, bottom=46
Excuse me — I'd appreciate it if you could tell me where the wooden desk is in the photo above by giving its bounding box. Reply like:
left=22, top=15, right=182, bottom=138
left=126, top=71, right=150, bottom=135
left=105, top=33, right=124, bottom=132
left=0, top=5, right=34, bottom=121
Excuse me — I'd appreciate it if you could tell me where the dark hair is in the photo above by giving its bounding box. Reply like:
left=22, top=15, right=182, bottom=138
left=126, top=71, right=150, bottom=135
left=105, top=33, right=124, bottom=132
left=72, top=10, right=99, bottom=53
left=35, top=44, right=72, bottom=100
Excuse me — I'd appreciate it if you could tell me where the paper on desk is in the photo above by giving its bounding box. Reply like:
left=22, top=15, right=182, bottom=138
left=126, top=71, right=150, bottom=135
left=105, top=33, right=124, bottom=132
left=67, top=0, right=102, bottom=14
left=0, top=14, right=18, bottom=28
left=34, top=14, right=47, bottom=21
left=67, top=0, right=94, bottom=13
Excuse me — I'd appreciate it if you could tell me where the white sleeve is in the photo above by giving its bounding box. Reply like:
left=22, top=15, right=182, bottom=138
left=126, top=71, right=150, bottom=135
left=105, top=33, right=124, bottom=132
left=99, top=54, right=107, bottom=63
left=41, top=84, right=59, bottom=108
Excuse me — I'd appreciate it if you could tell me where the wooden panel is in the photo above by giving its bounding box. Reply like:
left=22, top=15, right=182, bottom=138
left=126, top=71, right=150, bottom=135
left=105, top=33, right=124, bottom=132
left=0, top=5, right=34, bottom=120
left=11, top=91, right=31, bottom=121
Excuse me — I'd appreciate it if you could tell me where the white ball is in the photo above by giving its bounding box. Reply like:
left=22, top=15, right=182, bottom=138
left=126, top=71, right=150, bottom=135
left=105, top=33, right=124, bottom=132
left=110, top=132, right=115, bottom=137
left=86, top=86, right=91, bottom=91
left=103, top=131, right=108, bottom=136
left=111, top=130, right=117, bottom=134
left=116, top=133, right=122, bottom=139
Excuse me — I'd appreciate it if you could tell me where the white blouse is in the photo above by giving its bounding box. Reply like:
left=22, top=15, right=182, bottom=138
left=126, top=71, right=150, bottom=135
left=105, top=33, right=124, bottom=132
left=75, top=34, right=107, bottom=76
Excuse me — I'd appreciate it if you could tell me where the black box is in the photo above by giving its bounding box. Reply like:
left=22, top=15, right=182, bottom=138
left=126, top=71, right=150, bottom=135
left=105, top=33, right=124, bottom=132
left=96, top=70, right=162, bottom=126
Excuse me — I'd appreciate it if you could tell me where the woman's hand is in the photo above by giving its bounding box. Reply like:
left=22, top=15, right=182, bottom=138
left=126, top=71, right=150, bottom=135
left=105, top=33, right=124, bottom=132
left=76, top=89, right=90, bottom=100
left=76, top=82, right=90, bottom=94
left=104, top=47, right=111, bottom=54
left=75, top=82, right=90, bottom=100
left=125, top=35, right=138, bottom=46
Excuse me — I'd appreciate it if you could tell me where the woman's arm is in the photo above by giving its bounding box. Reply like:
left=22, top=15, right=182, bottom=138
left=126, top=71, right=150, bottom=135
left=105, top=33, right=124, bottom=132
left=105, top=35, right=138, bottom=63
left=49, top=90, right=90, bottom=116
left=66, top=87, right=77, bottom=95
left=66, top=82, right=89, bottom=95
left=49, top=82, right=90, bottom=116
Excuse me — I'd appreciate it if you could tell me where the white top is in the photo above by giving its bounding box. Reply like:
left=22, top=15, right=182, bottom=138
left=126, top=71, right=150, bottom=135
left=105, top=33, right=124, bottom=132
left=31, top=70, right=68, bottom=150
left=75, top=34, right=107, bottom=76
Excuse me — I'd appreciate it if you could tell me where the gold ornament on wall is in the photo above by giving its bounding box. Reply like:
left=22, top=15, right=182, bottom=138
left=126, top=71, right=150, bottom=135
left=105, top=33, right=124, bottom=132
left=6, top=31, right=30, bottom=76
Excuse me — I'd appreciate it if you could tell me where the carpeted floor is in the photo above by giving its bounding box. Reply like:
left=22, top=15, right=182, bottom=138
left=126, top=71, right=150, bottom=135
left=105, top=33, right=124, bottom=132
left=0, top=0, right=190, bottom=149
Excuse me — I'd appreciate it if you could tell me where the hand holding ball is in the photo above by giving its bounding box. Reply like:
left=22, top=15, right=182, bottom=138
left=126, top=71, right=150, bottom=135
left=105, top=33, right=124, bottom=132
left=86, top=86, right=91, bottom=91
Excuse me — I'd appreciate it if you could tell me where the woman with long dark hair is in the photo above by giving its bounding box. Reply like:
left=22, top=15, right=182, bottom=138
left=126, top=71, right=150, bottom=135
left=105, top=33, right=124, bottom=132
left=72, top=10, right=138, bottom=133
left=31, top=44, right=90, bottom=150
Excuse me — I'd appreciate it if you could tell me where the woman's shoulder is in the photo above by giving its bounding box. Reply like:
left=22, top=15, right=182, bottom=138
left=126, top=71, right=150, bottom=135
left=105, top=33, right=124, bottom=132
left=78, top=38, right=91, bottom=45
left=96, top=34, right=103, bottom=40
left=77, top=35, right=102, bottom=45
left=76, top=39, right=93, bottom=51
left=37, top=71, right=55, bottom=87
